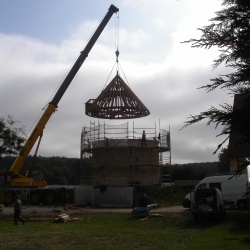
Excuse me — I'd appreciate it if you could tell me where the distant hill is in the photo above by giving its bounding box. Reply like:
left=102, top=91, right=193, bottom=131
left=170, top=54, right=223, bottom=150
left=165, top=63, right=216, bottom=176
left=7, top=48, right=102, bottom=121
left=171, top=162, right=221, bottom=181
left=1, top=156, right=221, bottom=185
left=1, top=156, right=81, bottom=185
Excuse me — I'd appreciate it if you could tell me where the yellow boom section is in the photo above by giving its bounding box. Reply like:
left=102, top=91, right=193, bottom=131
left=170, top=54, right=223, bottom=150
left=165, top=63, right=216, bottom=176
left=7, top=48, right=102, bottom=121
left=10, top=175, right=47, bottom=187
left=10, top=103, right=56, bottom=175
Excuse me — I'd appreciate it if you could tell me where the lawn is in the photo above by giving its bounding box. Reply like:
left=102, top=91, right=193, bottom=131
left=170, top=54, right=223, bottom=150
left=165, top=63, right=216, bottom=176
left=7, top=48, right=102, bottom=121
left=1, top=210, right=250, bottom=250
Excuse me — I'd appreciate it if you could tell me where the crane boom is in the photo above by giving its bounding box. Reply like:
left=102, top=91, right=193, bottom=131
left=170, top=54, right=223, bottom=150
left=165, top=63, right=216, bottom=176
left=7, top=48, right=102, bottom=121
left=9, top=4, right=119, bottom=187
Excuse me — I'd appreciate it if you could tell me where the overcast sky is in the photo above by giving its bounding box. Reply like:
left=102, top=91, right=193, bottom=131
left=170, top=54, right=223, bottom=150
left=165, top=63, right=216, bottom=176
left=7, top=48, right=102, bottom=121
left=0, top=0, right=232, bottom=164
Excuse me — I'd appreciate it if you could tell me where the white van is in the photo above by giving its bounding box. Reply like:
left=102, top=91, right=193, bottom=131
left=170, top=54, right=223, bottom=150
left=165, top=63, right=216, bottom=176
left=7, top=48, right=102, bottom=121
left=183, top=174, right=248, bottom=209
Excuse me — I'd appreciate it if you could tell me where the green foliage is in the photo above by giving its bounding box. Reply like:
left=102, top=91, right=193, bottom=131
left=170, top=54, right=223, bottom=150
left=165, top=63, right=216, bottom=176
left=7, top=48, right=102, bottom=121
left=0, top=212, right=250, bottom=249
left=2, top=155, right=223, bottom=186
left=146, top=186, right=188, bottom=206
left=1, top=156, right=81, bottom=185
left=182, top=0, right=250, bottom=153
left=0, top=115, right=25, bottom=156
left=218, top=147, right=230, bottom=172
left=171, top=162, right=219, bottom=180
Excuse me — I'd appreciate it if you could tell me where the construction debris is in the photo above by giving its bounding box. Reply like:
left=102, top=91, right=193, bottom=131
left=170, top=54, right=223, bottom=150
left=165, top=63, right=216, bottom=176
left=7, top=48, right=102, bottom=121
left=147, top=204, right=160, bottom=210
left=53, top=213, right=83, bottom=223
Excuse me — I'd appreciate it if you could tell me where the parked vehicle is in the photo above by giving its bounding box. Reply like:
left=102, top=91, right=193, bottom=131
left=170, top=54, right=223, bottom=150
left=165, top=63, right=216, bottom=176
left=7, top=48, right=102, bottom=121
left=190, top=188, right=226, bottom=221
left=183, top=174, right=248, bottom=209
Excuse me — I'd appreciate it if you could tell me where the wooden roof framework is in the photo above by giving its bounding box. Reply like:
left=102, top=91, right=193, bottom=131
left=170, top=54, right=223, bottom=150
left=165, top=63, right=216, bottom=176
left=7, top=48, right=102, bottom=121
left=85, top=74, right=150, bottom=119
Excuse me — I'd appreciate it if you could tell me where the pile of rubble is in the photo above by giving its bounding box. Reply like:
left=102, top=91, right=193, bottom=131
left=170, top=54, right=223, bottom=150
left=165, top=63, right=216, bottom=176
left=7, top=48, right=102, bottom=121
left=53, top=213, right=83, bottom=223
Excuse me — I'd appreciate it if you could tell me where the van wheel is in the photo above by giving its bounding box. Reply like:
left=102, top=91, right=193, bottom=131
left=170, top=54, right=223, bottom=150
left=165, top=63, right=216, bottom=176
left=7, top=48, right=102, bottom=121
left=237, top=199, right=247, bottom=210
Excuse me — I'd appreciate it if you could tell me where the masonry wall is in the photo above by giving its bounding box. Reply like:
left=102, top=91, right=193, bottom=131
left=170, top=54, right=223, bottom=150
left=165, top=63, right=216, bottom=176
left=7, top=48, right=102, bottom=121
left=91, top=139, right=160, bottom=186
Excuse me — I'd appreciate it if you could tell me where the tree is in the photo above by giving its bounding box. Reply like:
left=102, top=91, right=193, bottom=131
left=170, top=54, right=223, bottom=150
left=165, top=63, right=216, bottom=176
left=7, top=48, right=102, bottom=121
left=0, top=115, right=25, bottom=158
left=182, top=0, right=250, bottom=154
left=0, top=115, right=25, bottom=202
left=217, top=147, right=230, bottom=172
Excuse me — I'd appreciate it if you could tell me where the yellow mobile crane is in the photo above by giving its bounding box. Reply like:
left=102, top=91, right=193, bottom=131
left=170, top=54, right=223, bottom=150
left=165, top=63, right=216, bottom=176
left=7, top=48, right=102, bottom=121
left=2, top=4, right=119, bottom=204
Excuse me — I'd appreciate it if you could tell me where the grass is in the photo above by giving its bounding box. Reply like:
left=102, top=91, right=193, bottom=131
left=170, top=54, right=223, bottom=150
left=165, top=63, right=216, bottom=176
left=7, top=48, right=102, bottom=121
left=146, top=186, right=189, bottom=206
left=1, top=210, right=250, bottom=250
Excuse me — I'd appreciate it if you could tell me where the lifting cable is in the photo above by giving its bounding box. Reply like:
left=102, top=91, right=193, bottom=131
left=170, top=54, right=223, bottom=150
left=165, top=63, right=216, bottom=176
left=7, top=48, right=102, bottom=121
left=102, top=11, right=131, bottom=90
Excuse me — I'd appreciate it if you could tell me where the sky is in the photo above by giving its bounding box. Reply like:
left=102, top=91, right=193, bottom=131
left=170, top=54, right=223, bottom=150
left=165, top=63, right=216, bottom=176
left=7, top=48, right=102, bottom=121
left=0, top=0, right=232, bottom=164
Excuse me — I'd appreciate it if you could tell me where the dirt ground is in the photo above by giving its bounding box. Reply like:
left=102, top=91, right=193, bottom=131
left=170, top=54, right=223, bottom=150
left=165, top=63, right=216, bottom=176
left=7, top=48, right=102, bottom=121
left=0, top=204, right=189, bottom=217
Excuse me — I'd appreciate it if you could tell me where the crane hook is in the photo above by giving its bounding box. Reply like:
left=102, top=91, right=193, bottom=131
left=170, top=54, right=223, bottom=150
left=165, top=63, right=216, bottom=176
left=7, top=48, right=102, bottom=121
left=115, top=50, right=120, bottom=62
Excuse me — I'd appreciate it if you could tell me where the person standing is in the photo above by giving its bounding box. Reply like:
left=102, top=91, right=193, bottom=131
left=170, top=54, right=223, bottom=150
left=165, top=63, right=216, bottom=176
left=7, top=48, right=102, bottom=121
left=141, top=130, right=147, bottom=146
left=13, top=195, right=25, bottom=225
left=138, top=193, right=148, bottom=207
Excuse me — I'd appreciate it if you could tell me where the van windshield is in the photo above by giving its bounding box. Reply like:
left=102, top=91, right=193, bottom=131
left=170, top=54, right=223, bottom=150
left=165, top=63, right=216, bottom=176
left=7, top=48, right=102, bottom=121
left=197, top=183, right=207, bottom=189
left=209, top=182, right=221, bottom=190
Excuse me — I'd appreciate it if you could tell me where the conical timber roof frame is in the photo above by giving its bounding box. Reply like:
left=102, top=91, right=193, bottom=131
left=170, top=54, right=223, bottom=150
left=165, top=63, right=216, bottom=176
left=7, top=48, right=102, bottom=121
left=85, top=73, right=150, bottom=119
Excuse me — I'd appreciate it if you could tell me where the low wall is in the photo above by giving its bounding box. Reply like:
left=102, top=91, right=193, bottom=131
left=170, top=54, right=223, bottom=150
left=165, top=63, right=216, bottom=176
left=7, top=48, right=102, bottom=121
left=74, top=186, right=134, bottom=208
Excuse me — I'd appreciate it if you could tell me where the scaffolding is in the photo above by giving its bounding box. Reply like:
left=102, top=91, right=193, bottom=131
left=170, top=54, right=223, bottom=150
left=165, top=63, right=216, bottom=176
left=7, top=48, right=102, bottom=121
left=80, top=121, right=171, bottom=186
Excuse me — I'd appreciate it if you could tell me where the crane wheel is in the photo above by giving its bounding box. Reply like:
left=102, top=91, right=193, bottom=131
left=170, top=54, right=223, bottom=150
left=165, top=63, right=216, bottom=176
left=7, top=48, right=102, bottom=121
left=44, top=192, right=56, bottom=204
left=3, top=192, right=14, bottom=205
left=30, top=192, right=41, bottom=205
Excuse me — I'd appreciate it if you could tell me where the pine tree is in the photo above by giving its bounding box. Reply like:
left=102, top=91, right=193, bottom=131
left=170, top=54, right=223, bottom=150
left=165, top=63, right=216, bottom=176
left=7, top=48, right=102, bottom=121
left=182, top=0, right=250, bottom=153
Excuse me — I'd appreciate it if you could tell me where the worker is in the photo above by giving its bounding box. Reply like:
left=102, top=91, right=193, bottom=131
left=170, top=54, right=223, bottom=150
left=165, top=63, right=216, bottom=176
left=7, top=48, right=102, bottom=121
left=138, top=193, right=148, bottom=208
left=13, top=194, right=25, bottom=225
left=141, top=130, right=147, bottom=146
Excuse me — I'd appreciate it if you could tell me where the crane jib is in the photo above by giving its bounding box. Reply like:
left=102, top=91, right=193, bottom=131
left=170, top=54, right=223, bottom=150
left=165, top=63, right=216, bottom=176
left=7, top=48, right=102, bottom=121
left=51, top=4, right=119, bottom=106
